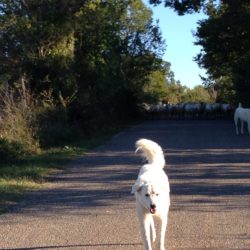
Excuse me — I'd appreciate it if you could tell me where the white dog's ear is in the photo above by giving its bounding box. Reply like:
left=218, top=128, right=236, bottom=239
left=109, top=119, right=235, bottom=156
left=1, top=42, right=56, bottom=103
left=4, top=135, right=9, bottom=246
left=131, top=183, right=142, bottom=194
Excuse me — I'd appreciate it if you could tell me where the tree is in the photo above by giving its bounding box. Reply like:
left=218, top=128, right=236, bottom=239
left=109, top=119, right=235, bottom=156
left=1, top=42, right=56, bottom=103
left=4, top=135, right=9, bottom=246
left=165, top=81, right=186, bottom=104
left=195, top=0, right=250, bottom=105
left=144, top=63, right=168, bottom=103
left=184, top=85, right=213, bottom=103
left=0, top=0, right=80, bottom=104
left=149, top=0, right=205, bottom=14
left=165, top=82, right=213, bottom=103
left=72, top=0, right=166, bottom=122
left=118, top=0, right=166, bottom=104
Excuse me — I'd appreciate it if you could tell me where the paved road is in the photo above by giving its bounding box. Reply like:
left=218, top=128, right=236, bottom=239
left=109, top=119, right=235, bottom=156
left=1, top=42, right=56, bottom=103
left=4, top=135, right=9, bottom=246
left=0, top=120, right=250, bottom=250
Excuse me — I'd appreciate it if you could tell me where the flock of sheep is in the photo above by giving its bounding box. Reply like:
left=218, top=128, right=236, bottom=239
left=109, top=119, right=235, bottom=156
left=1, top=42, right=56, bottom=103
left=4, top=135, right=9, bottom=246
left=140, top=102, right=234, bottom=119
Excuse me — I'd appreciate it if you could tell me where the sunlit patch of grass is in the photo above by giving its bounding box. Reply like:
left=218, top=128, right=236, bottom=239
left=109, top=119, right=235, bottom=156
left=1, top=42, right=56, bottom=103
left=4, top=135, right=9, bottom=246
left=0, top=178, right=41, bottom=213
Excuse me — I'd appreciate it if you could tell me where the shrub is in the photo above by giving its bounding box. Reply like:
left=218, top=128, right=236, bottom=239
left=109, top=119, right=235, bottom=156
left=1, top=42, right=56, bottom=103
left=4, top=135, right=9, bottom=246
left=0, top=139, right=27, bottom=163
left=0, top=85, right=78, bottom=152
left=36, top=89, right=78, bottom=147
left=0, top=86, right=40, bottom=157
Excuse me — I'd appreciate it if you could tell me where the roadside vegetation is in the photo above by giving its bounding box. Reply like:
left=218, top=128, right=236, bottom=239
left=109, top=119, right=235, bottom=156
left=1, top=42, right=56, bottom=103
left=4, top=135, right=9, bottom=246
left=0, top=85, right=126, bottom=213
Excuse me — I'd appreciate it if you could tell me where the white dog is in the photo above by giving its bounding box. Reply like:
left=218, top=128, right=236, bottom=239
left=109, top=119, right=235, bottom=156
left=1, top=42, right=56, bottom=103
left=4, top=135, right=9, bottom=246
left=131, top=138, right=170, bottom=250
left=234, top=103, right=250, bottom=135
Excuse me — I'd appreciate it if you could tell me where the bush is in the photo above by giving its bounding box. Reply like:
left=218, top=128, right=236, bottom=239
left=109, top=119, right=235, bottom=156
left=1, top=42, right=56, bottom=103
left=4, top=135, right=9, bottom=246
left=0, top=139, right=27, bottom=163
left=36, top=103, right=76, bottom=147
left=0, top=85, right=82, bottom=152
left=38, top=121, right=77, bottom=147
left=0, top=86, right=40, bottom=156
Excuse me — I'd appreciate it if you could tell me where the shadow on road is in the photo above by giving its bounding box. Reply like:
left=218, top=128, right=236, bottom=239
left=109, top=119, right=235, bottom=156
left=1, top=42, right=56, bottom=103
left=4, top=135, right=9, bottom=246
left=8, top=120, right=250, bottom=215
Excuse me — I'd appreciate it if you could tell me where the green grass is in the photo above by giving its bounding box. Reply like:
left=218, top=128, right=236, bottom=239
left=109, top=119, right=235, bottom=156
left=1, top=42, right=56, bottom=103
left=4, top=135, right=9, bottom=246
left=0, top=178, right=39, bottom=213
left=0, top=134, right=112, bottom=213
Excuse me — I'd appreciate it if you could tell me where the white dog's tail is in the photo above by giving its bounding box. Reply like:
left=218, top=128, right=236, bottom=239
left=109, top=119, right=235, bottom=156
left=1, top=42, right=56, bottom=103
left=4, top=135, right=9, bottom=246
left=135, top=138, right=165, bottom=168
left=238, top=103, right=242, bottom=108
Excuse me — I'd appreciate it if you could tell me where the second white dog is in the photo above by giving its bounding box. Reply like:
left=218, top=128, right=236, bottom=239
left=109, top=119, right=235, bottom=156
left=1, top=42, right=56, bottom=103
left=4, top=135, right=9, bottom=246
left=131, top=138, right=170, bottom=250
left=234, top=103, right=250, bottom=135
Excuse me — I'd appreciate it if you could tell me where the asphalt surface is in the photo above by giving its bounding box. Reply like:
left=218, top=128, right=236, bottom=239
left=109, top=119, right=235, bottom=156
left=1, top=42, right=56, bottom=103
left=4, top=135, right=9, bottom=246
left=0, top=120, right=250, bottom=250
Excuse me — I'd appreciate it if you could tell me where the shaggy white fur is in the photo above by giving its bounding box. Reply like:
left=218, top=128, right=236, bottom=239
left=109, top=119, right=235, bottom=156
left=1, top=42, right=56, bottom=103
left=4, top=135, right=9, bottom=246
left=132, top=139, right=170, bottom=250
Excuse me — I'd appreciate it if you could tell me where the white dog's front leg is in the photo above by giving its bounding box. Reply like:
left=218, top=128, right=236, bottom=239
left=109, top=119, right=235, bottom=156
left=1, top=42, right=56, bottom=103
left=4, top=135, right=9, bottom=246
left=138, top=211, right=153, bottom=250
left=235, top=123, right=239, bottom=135
left=234, top=116, right=239, bottom=135
left=150, top=216, right=156, bottom=243
left=159, top=215, right=168, bottom=250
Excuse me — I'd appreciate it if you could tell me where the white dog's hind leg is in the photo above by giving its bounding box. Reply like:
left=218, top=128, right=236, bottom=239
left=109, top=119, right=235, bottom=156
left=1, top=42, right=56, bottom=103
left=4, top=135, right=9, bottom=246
left=241, top=120, right=244, bottom=134
left=247, top=121, right=250, bottom=135
left=235, top=124, right=239, bottom=135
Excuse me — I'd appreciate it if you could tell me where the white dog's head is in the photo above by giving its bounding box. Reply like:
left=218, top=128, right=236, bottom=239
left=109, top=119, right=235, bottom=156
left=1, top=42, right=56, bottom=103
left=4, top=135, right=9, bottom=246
left=131, top=181, right=169, bottom=214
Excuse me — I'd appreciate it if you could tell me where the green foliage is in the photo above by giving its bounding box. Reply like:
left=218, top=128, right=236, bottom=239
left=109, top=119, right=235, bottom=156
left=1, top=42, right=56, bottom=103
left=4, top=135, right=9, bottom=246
left=73, top=0, right=166, bottom=120
left=144, top=69, right=168, bottom=102
left=0, top=139, right=27, bottom=164
left=203, top=75, right=237, bottom=104
left=37, top=106, right=77, bottom=147
left=165, top=82, right=186, bottom=104
left=149, top=0, right=205, bottom=15
left=183, top=85, right=213, bottom=103
left=165, top=81, right=213, bottom=104
left=0, top=86, right=40, bottom=155
left=194, top=0, right=250, bottom=105
left=0, top=0, right=77, bottom=96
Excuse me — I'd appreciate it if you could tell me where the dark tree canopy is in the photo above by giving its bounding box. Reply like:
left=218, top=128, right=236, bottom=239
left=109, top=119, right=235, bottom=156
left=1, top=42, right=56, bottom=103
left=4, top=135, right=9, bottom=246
left=149, top=0, right=205, bottom=14
left=194, top=0, right=250, bottom=105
